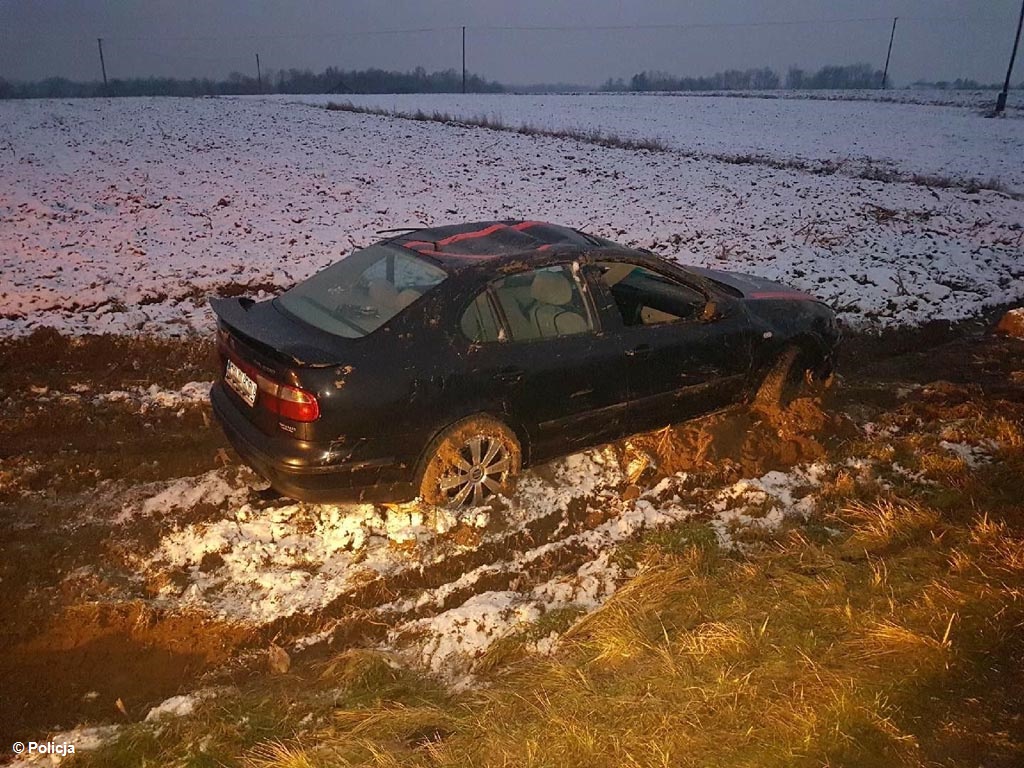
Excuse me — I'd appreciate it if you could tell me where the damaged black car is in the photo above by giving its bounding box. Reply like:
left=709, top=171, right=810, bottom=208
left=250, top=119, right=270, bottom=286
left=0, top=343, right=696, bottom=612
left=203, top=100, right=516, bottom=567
left=210, top=220, right=840, bottom=506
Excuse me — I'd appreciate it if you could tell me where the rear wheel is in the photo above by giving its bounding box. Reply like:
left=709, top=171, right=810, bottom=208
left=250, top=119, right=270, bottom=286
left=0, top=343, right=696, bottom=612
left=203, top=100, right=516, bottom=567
left=418, top=416, right=522, bottom=507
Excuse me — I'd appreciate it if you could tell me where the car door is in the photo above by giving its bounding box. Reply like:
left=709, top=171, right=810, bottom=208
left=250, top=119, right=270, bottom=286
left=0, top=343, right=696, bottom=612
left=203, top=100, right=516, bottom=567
left=586, top=259, right=755, bottom=434
left=454, top=261, right=632, bottom=462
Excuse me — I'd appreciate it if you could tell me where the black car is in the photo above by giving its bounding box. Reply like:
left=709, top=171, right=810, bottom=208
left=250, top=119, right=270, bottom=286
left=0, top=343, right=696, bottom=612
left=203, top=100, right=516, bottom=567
left=210, top=220, right=839, bottom=506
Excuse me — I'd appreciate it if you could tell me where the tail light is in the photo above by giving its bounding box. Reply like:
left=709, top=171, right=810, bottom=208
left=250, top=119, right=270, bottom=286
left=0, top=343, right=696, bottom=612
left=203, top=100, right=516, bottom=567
left=254, top=372, right=320, bottom=422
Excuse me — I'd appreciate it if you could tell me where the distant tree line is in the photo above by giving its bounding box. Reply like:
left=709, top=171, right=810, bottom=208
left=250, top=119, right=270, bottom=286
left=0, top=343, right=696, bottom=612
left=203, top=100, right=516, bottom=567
left=603, top=63, right=899, bottom=91
left=602, top=67, right=781, bottom=92
left=0, top=66, right=504, bottom=99
left=907, top=77, right=1017, bottom=90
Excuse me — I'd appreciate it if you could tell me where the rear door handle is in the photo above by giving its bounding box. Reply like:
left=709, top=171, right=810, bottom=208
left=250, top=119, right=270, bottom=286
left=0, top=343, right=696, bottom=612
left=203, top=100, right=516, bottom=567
left=496, top=366, right=525, bottom=384
left=626, top=344, right=652, bottom=357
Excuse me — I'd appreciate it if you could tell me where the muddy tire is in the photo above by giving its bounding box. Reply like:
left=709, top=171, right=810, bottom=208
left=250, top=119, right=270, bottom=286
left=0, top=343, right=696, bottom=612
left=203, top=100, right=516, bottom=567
left=418, top=416, right=522, bottom=507
left=754, top=346, right=808, bottom=410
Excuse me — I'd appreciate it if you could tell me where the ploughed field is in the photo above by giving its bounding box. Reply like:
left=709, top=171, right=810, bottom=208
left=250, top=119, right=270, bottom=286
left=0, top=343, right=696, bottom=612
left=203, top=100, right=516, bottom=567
left=1, top=94, right=1023, bottom=765
left=2, top=95, right=1023, bottom=336
left=295, top=90, right=1024, bottom=193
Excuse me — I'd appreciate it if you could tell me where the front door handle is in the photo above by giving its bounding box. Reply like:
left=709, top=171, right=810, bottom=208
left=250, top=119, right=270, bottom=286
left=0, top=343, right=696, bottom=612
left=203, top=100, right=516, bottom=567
left=626, top=344, right=652, bottom=357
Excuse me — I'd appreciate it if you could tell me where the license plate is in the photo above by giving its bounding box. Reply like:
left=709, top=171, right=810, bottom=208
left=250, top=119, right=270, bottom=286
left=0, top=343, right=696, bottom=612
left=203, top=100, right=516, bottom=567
left=225, top=359, right=257, bottom=407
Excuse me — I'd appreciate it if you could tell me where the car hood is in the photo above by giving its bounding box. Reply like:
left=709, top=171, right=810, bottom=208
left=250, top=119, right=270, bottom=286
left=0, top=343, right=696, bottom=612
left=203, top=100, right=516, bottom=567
left=209, top=297, right=344, bottom=367
left=689, top=266, right=818, bottom=302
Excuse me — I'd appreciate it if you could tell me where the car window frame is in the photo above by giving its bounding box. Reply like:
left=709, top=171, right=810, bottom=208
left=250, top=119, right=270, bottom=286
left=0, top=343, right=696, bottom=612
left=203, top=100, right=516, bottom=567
left=461, top=258, right=602, bottom=347
left=458, top=287, right=506, bottom=345
left=582, top=252, right=716, bottom=332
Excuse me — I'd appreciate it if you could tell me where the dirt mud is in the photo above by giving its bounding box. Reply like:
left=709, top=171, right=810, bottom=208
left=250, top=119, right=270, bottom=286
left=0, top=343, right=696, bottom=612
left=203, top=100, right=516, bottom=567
left=1, top=318, right=1023, bottom=749
left=623, top=393, right=854, bottom=483
left=0, top=604, right=254, bottom=747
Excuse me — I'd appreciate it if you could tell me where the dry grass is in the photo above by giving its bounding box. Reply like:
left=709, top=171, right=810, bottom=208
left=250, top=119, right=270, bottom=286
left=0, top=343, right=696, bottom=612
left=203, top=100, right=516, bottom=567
left=325, top=100, right=669, bottom=152
left=242, top=741, right=321, bottom=768
left=839, top=498, right=942, bottom=551
left=73, top=377, right=1024, bottom=768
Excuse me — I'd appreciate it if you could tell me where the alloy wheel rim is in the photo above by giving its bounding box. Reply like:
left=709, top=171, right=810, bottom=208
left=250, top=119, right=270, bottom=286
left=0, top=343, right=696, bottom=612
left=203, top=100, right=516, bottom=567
left=437, top=435, right=511, bottom=507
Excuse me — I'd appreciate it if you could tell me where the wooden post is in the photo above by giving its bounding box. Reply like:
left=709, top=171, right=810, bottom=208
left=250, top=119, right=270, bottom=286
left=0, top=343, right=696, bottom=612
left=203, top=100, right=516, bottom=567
left=97, top=38, right=108, bottom=90
left=881, top=17, right=897, bottom=89
left=995, top=0, right=1024, bottom=113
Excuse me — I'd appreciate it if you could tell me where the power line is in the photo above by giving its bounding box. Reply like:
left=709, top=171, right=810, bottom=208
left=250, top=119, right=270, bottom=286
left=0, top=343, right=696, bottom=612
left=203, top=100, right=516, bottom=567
left=470, top=16, right=1005, bottom=32
left=1, top=26, right=458, bottom=44
left=3, top=16, right=1008, bottom=45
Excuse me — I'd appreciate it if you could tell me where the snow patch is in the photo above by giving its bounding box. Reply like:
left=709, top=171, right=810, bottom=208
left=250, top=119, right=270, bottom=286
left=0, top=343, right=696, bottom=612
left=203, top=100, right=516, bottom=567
left=939, top=440, right=996, bottom=468
left=144, top=693, right=203, bottom=722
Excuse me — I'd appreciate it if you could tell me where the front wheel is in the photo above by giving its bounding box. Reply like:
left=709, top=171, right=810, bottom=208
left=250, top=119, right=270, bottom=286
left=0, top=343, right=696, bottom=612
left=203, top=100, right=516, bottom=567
left=754, top=346, right=814, bottom=410
left=418, top=416, right=522, bottom=507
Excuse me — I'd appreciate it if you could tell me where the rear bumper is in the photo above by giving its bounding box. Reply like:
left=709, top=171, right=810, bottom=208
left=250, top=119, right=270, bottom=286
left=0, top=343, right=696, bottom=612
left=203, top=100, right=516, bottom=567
left=210, top=383, right=417, bottom=503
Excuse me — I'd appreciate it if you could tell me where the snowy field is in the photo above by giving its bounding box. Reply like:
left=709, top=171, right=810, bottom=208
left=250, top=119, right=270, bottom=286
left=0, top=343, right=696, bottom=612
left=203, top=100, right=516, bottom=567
left=289, top=91, right=1024, bottom=192
left=656, top=87, right=1024, bottom=111
left=1, top=95, right=1022, bottom=337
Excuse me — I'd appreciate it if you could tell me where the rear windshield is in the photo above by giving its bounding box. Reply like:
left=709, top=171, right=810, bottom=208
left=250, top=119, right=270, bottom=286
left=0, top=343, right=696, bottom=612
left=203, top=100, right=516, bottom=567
left=276, top=245, right=447, bottom=338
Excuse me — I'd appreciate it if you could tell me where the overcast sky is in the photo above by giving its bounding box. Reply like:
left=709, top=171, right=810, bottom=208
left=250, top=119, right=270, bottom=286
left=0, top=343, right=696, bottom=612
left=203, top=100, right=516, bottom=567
left=1, top=1, right=1020, bottom=86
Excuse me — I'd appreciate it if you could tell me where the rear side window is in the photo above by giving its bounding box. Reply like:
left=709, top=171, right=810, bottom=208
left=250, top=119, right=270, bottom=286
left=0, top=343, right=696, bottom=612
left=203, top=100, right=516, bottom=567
left=276, top=245, right=446, bottom=338
left=460, top=292, right=503, bottom=343
left=491, top=265, right=594, bottom=341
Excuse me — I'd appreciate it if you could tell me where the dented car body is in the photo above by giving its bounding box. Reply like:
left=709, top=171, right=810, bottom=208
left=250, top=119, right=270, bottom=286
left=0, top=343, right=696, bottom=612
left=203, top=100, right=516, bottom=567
left=210, top=221, right=840, bottom=504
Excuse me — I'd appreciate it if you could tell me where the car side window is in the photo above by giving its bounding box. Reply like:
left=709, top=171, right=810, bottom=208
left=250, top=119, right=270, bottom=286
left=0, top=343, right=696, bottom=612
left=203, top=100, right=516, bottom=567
left=597, top=262, right=707, bottom=326
left=460, top=292, right=503, bottom=343
left=491, top=265, right=594, bottom=341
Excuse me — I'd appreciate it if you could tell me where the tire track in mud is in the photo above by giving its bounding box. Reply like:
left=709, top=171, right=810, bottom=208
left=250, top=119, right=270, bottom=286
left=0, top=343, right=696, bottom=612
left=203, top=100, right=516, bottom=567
left=262, top=488, right=625, bottom=642
left=42, top=401, right=832, bottom=685
left=0, top=455, right=635, bottom=736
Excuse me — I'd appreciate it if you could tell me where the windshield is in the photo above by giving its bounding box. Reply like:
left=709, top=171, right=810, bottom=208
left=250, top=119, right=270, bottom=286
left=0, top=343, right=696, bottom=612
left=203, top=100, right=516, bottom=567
left=276, top=245, right=447, bottom=338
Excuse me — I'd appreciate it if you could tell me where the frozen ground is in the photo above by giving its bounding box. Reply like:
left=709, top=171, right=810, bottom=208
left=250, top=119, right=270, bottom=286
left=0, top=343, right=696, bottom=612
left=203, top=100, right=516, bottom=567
left=289, top=91, right=1024, bottom=192
left=1, top=96, right=1022, bottom=337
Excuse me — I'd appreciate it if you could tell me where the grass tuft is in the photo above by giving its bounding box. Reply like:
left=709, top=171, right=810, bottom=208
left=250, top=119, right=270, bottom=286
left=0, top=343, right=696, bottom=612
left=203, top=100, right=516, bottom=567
left=242, top=740, right=321, bottom=768
left=839, top=498, right=941, bottom=551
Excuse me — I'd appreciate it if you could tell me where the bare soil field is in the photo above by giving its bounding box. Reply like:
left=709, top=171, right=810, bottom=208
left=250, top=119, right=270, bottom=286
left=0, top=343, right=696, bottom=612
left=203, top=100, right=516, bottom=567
left=2, top=315, right=1022, bottom=764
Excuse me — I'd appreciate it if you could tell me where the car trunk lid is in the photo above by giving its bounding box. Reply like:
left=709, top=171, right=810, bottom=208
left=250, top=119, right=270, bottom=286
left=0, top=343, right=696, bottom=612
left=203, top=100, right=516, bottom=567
left=211, top=297, right=343, bottom=439
left=209, top=297, right=343, bottom=367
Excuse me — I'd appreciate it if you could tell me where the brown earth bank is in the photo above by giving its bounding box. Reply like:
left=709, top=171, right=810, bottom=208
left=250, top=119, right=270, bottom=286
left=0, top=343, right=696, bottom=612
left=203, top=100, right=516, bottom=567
left=0, top=317, right=1022, bottom=756
left=0, top=604, right=255, bottom=749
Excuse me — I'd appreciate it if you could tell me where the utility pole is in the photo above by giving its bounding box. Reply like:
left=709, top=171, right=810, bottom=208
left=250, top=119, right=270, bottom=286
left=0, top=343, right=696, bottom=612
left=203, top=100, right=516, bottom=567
left=995, top=0, right=1024, bottom=114
left=256, top=53, right=262, bottom=93
left=462, top=26, right=466, bottom=93
left=881, top=17, right=897, bottom=89
left=97, top=38, right=108, bottom=91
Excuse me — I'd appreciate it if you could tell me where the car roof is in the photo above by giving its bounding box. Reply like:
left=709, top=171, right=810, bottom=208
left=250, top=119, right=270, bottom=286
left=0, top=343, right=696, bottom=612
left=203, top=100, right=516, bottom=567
left=387, top=220, right=600, bottom=269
